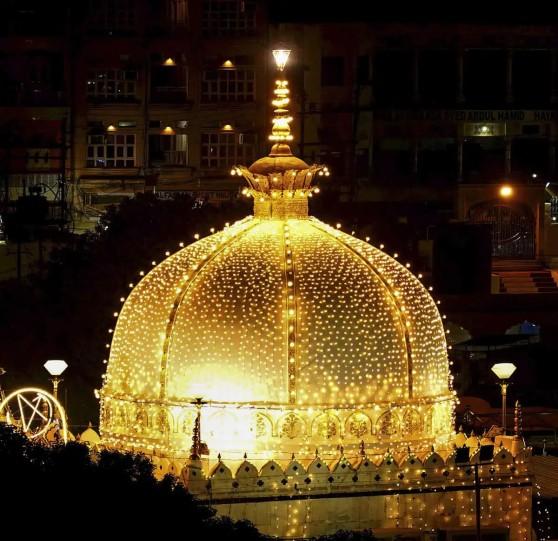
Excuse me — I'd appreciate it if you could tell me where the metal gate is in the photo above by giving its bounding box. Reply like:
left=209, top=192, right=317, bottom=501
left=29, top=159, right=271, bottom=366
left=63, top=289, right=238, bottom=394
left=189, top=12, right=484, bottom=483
left=468, top=201, right=535, bottom=258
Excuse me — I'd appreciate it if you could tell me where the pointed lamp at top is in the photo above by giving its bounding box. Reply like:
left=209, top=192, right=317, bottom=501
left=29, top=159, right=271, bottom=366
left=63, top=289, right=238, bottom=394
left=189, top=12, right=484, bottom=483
left=491, top=362, right=517, bottom=381
left=272, top=49, right=291, bottom=71
left=44, top=359, right=68, bottom=377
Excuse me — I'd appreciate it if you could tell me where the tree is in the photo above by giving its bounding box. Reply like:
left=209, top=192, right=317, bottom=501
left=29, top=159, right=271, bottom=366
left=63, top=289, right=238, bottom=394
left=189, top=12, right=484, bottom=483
left=0, top=423, right=267, bottom=537
left=313, top=530, right=377, bottom=541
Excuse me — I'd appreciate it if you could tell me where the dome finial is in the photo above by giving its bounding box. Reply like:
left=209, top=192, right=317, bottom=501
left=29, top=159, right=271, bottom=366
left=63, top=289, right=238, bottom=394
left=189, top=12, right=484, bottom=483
left=269, top=48, right=294, bottom=151
left=230, top=47, right=330, bottom=219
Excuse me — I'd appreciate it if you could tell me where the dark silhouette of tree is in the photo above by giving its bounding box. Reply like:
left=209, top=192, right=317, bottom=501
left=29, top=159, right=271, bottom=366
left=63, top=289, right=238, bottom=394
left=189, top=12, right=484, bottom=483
left=311, top=530, right=376, bottom=541
left=0, top=423, right=263, bottom=536
left=0, top=423, right=379, bottom=538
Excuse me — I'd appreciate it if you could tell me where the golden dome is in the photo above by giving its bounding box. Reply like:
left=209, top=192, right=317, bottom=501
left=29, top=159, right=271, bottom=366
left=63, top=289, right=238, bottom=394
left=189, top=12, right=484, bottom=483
left=100, top=199, right=454, bottom=462
left=100, top=53, right=454, bottom=464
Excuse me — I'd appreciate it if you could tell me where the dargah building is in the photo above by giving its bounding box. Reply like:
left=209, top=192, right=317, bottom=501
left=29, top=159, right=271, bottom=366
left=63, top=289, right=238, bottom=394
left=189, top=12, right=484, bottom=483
left=99, top=50, right=534, bottom=541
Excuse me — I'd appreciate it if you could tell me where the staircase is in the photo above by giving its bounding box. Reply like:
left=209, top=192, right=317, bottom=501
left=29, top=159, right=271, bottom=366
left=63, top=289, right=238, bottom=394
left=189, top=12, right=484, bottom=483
left=493, top=261, right=558, bottom=293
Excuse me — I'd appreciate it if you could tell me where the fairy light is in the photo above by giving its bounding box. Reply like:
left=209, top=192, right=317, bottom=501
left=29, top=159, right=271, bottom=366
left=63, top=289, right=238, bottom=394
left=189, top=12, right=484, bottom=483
left=101, top=164, right=455, bottom=462
left=97, top=43, right=534, bottom=541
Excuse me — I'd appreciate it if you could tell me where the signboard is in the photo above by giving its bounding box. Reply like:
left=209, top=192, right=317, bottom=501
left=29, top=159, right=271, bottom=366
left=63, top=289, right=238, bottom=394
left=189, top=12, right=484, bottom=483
left=376, top=110, right=558, bottom=122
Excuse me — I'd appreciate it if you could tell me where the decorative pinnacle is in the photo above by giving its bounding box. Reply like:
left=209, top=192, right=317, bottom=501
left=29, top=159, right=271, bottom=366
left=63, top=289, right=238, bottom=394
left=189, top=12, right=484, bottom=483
left=230, top=47, right=331, bottom=211
left=233, top=163, right=328, bottom=198
left=269, top=49, right=293, bottom=144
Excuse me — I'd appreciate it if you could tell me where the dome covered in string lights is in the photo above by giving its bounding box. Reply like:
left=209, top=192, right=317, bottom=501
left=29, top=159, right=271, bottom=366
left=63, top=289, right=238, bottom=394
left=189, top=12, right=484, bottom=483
left=100, top=50, right=455, bottom=465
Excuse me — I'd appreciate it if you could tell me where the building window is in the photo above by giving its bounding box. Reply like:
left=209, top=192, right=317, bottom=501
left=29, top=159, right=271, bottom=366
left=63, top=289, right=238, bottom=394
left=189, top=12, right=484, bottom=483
left=374, top=50, right=413, bottom=105
left=150, top=61, right=188, bottom=104
left=200, top=132, right=255, bottom=169
left=463, top=137, right=505, bottom=182
left=202, top=0, right=256, bottom=35
left=419, top=50, right=457, bottom=105
left=87, top=70, right=138, bottom=102
left=89, top=0, right=137, bottom=33
left=321, top=57, right=345, bottom=87
left=165, top=0, right=188, bottom=26
left=513, top=50, right=551, bottom=107
left=511, top=138, right=549, bottom=179
left=87, top=134, right=135, bottom=168
left=201, top=68, right=255, bottom=102
left=464, top=49, right=507, bottom=106
left=149, top=134, right=188, bottom=166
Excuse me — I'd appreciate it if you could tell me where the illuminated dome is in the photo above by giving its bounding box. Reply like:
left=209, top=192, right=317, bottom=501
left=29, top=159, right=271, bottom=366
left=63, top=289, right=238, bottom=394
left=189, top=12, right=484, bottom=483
left=100, top=57, right=454, bottom=465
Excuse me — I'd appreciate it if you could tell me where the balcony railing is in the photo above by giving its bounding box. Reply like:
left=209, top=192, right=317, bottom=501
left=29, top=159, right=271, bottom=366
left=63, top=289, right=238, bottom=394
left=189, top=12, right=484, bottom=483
left=151, top=150, right=188, bottom=166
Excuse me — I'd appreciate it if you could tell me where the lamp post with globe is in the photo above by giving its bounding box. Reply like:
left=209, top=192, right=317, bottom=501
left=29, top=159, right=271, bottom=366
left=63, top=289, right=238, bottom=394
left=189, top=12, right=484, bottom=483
left=43, top=360, right=68, bottom=402
left=491, top=362, right=517, bottom=434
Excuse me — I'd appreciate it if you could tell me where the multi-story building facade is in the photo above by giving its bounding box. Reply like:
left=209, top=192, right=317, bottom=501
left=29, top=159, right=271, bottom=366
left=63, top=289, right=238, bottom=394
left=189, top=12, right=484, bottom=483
left=275, top=21, right=558, bottom=266
left=0, top=2, right=71, bottom=278
left=0, top=2, right=70, bottom=217
left=1, top=0, right=270, bottom=235
left=2, top=3, right=558, bottom=270
left=71, top=0, right=269, bottom=229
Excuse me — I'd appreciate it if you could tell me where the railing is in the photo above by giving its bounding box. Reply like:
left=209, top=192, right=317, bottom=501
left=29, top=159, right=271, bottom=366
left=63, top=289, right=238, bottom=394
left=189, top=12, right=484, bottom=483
left=165, top=150, right=188, bottom=165
left=151, top=150, right=188, bottom=166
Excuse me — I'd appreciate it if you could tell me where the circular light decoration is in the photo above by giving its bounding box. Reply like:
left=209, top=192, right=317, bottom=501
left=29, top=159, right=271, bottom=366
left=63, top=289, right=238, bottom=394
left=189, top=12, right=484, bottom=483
left=0, top=387, right=68, bottom=443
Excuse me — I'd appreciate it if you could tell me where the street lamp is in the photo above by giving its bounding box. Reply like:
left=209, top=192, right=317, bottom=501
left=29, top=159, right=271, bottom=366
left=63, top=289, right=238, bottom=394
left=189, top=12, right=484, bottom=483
left=499, top=184, right=513, bottom=198
left=43, top=360, right=68, bottom=401
left=491, top=362, right=517, bottom=434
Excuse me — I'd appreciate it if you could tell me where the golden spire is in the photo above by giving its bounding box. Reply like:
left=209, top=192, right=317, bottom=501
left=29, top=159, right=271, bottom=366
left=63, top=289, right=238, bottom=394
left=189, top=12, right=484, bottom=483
left=269, top=50, right=293, bottom=146
left=231, top=48, right=329, bottom=219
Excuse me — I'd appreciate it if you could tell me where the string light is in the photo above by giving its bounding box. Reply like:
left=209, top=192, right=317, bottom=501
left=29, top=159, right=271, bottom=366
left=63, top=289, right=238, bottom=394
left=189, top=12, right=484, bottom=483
left=97, top=42, right=534, bottom=541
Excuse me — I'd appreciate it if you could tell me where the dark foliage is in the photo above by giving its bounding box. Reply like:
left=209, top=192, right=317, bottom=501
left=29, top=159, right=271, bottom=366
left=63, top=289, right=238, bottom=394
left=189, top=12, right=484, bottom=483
left=0, top=422, right=264, bottom=537
left=0, top=423, right=377, bottom=539
left=311, top=531, right=376, bottom=541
